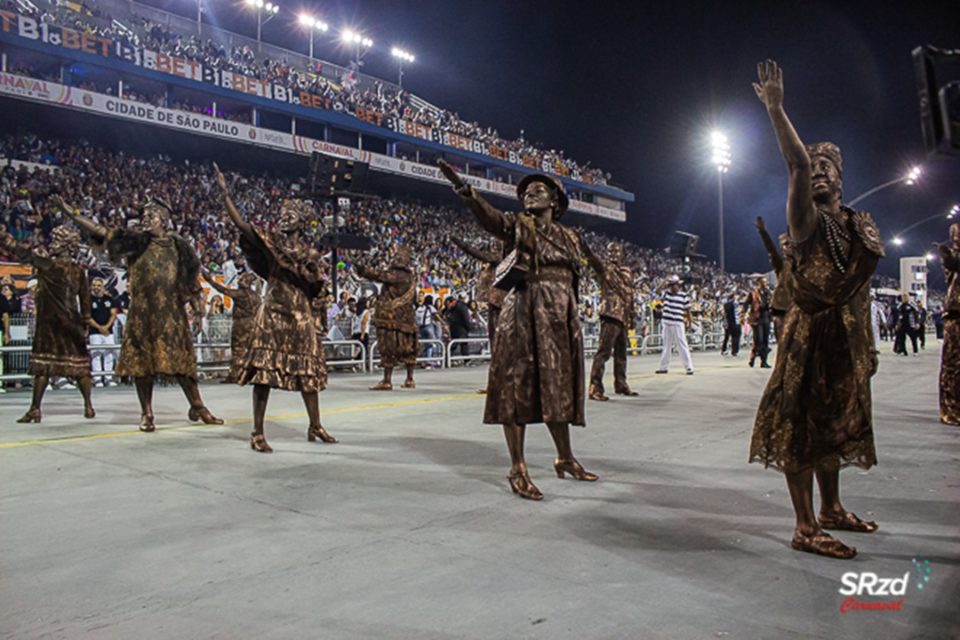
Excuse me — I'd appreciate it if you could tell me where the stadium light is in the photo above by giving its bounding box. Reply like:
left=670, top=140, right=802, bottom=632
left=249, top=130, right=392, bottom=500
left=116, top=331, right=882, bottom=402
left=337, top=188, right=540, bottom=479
left=709, top=130, right=731, bottom=271
left=391, top=47, right=415, bottom=87
left=926, top=252, right=935, bottom=261
left=299, top=13, right=328, bottom=60
left=892, top=236, right=904, bottom=246
left=848, top=164, right=923, bottom=207
left=246, top=0, right=280, bottom=47
left=341, top=28, right=373, bottom=67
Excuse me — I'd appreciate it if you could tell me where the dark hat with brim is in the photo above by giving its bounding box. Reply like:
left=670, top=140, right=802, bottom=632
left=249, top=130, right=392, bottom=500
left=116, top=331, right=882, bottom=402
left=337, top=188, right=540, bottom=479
left=517, top=174, right=569, bottom=217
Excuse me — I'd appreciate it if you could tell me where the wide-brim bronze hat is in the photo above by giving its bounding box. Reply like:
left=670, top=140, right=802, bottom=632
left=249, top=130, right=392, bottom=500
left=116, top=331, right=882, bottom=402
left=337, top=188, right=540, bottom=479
left=516, top=173, right=569, bottom=216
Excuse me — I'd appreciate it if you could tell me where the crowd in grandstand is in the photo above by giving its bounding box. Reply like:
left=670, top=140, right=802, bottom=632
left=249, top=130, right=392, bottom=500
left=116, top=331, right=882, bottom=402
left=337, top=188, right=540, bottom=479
left=5, top=0, right=610, bottom=185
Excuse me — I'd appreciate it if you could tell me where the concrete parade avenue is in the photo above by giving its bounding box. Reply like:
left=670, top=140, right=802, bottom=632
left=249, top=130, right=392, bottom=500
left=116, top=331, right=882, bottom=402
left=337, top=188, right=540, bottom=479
left=1, top=348, right=957, bottom=639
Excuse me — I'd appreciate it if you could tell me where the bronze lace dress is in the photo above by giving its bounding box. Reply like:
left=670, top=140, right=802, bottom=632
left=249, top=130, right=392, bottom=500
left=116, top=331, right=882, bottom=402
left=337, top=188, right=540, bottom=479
left=238, top=227, right=327, bottom=392
left=225, top=288, right=261, bottom=384
left=356, top=263, right=418, bottom=368
left=750, top=208, right=883, bottom=472
left=104, top=230, right=200, bottom=379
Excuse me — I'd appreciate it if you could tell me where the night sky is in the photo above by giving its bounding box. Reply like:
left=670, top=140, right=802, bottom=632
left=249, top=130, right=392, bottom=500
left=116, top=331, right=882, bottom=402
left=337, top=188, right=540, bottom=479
left=142, top=0, right=959, bottom=280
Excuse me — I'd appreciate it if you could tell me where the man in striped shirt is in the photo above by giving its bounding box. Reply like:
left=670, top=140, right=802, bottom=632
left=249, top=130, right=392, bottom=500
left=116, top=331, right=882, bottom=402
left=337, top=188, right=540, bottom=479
left=656, top=275, right=694, bottom=375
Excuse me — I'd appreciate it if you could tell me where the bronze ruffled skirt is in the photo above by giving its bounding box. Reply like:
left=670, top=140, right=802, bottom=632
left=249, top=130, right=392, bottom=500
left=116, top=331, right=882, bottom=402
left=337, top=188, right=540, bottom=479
left=238, top=302, right=327, bottom=393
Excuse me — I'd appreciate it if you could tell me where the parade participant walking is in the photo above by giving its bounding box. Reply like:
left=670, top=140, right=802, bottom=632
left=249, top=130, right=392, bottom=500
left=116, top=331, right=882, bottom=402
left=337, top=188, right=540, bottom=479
left=202, top=268, right=262, bottom=384
left=746, top=277, right=773, bottom=368
left=1, top=226, right=95, bottom=422
left=755, top=216, right=794, bottom=343
left=583, top=241, right=638, bottom=401
left=750, top=60, right=883, bottom=559
left=655, top=275, right=694, bottom=375
left=440, top=159, right=597, bottom=501
left=61, top=196, right=222, bottom=432
left=214, top=164, right=336, bottom=452
left=356, top=246, right=419, bottom=390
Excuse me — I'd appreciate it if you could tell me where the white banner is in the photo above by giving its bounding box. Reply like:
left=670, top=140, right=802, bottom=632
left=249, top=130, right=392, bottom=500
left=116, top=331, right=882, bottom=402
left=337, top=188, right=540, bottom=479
left=0, top=73, right=626, bottom=221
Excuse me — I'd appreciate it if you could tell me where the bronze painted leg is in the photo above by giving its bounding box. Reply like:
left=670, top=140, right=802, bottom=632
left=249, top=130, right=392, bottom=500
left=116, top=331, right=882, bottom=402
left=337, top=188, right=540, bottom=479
left=613, top=325, right=636, bottom=395
left=303, top=390, right=336, bottom=443
left=17, top=374, right=47, bottom=422
left=816, top=461, right=878, bottom=533
left=547, top=421, right=598, bottom=481
left=135, top=375, right=155, bottom=431
left=250, top=383, right=272, bottom=452
left=589, top=321, right=614, bottom=400
left=77, top=375, right=95, bottom=418
left=179, top=375, right=223, bottom=424
left=785, top=468, right=856, bottom=559
left=503, top=423, right=541, bottom=500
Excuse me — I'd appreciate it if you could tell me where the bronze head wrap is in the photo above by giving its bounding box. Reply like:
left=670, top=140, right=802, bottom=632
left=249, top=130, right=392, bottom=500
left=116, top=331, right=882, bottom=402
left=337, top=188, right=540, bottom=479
left=50, top=225, right=81, bottom=254
left=805, top=142, right=843, bottom=178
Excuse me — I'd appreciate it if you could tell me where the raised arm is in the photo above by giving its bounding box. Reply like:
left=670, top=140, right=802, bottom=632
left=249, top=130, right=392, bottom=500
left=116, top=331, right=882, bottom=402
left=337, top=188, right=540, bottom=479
left=755, top=216, right=784, bottom=272
left=213, top=163, right=255, bottom=239
left=753, top=60, right=816, bottom=243
left=355, top=261, right=406, bottom=285
left=54, top=195, right=107, bottom=241
left=577, top=233, right=606, bottom=279
left=438, top=160, right=511, bottom=240
left=452, top=236, right=499, bottom=264
left=201, top=267, right=240, bottom=297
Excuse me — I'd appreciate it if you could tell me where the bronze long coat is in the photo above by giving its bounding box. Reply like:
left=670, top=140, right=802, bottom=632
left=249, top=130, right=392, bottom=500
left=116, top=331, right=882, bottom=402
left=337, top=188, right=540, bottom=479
left=4, top=240, right=91, bottom=377
left=750, top=208, right=882, bottom=472
left=105, top=230, right=200, bottom=379
left=470, top=196, right=586, bottom=426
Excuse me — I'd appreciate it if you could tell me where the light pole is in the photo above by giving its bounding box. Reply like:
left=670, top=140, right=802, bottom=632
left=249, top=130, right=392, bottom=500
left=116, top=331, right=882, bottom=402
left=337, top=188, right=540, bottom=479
left=710, top=130, right=731, bottom=271
left=890, top=203, right=960, bottom=247
left=341, top=29, right=373, bottom=69
left=848, top=166, right=922, bottom=207
left=245, top=0, right=279, bottom=49
left=298, top=14, right=329, bottom=61
left=390, top=47, right=414, bottom=88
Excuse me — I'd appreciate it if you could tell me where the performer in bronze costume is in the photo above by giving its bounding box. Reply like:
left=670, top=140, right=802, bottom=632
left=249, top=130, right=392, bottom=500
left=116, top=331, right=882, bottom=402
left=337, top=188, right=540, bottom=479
left=1, top=226, right=95, bottom=422
left=755, top=216, right=794, bottom=343
left=202, top=268, right=261, bottom=384
left=584, top=240, right=638, bottom=401
left=439, top=159, right=597, bottom=501
left=936, top=223, right=960, bottom=426
left=750, top=61, right=883, bottom=559
left=61, top=196, right=223, bottom=432
left=214, top=164, right=336, bottom=452
left=452, top=236, right=505, bottom=394
left=355, top=247, right=418, bottom=390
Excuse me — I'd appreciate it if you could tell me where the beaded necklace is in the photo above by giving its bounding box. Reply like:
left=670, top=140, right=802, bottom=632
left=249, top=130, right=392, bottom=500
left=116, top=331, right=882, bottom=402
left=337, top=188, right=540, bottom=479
left=819, top=208, right=851, bottom=274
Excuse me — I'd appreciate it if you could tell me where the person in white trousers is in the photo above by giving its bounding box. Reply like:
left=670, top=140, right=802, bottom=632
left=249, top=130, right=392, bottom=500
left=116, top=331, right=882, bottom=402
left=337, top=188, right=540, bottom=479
left=88, top=277, right=118, bottom=387
left=656, top=275, right=694, bottom=375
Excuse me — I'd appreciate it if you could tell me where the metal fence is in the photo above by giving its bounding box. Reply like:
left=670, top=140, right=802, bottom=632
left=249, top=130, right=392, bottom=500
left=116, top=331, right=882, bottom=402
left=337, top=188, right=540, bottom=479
left=0, top=313, right=806, bottom=383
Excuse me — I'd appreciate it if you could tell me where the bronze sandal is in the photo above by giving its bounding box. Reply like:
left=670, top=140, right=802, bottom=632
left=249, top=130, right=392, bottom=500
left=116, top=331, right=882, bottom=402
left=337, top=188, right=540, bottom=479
left=791, top=530, right=857, bottom=559
left=818, top=511, right=879, bottom=533
left=17, top=408, right=41, bottom=423
left=250, top=432, right=273, bottom=453
left=307, top=424, right=338, bottom=443
left=554, top=459, right=599, bottom=481
left=508, top=470, right=543, bottom=501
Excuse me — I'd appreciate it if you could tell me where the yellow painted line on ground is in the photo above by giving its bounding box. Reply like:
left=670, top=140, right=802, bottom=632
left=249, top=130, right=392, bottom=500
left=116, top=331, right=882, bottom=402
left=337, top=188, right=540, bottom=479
left=0, top=392, right=482, bottom=450
left=0, top=361, right=753, bottom=450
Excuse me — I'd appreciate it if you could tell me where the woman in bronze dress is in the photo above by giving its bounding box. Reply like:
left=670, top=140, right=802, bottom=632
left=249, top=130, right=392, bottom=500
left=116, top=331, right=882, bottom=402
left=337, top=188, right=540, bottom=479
left=1, top=226, right=95, bottom=422
left=61, top=196, right=222, bottom=432
left=214, top=164, right=336, bottom=453
left=440, top=160, right=597, bottom=501
left=202, top=269, right=262, bottom=384
left=936, top=224, right=960, bottom=426
left=750, top=61, right=883, bottom=559
left=355, top=247, right=418, bottom=390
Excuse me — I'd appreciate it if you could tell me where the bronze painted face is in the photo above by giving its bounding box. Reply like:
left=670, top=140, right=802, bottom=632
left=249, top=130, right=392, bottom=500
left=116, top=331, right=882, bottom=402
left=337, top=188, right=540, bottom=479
left=757, top=277, right=768, bottom=290
left=521, top=181, right=558, bottom=214
left=238, top=273, right=256, bottom=289
left=608, top=243, right=624, bottom=264
left=810, top=155, right=842, bottom=203
left=140, top=204, right=169, bottom=235
left=278, top=200, right=306, bottom=232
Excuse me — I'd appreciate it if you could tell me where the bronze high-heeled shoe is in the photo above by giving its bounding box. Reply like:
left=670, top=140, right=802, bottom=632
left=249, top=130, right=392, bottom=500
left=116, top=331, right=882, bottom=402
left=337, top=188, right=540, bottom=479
left=139, top=413, right=156, bottom=432
left=508, top=470, right=543, bottom=501
left=369, top=381, right=393, bottom=391
left=188, top=406, right=224, bottom=424
left=250, top=432, right=273, bottom=453
left=307, top=424, right=337, bottom=443
left=402, top=379, right=416, bottom=389
left=554, top=459, right=599, bottom=481
left=84, top=406, right=96, bottom=419
left=818, top=511, right=879, bottom=533
left=17, top=408, right=41, bottom=423
left=588, top=384, right=609, bottom=402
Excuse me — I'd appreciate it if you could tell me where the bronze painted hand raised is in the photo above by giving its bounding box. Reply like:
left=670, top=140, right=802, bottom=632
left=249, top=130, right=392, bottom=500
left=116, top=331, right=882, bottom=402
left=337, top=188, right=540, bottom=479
left=437, top=159, right=474, bottom=199
left=755, top=216, right=766, bottom=232
left=212, top=162, right=228, bottom=192
left=753, top=59, right=784, bottom=110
